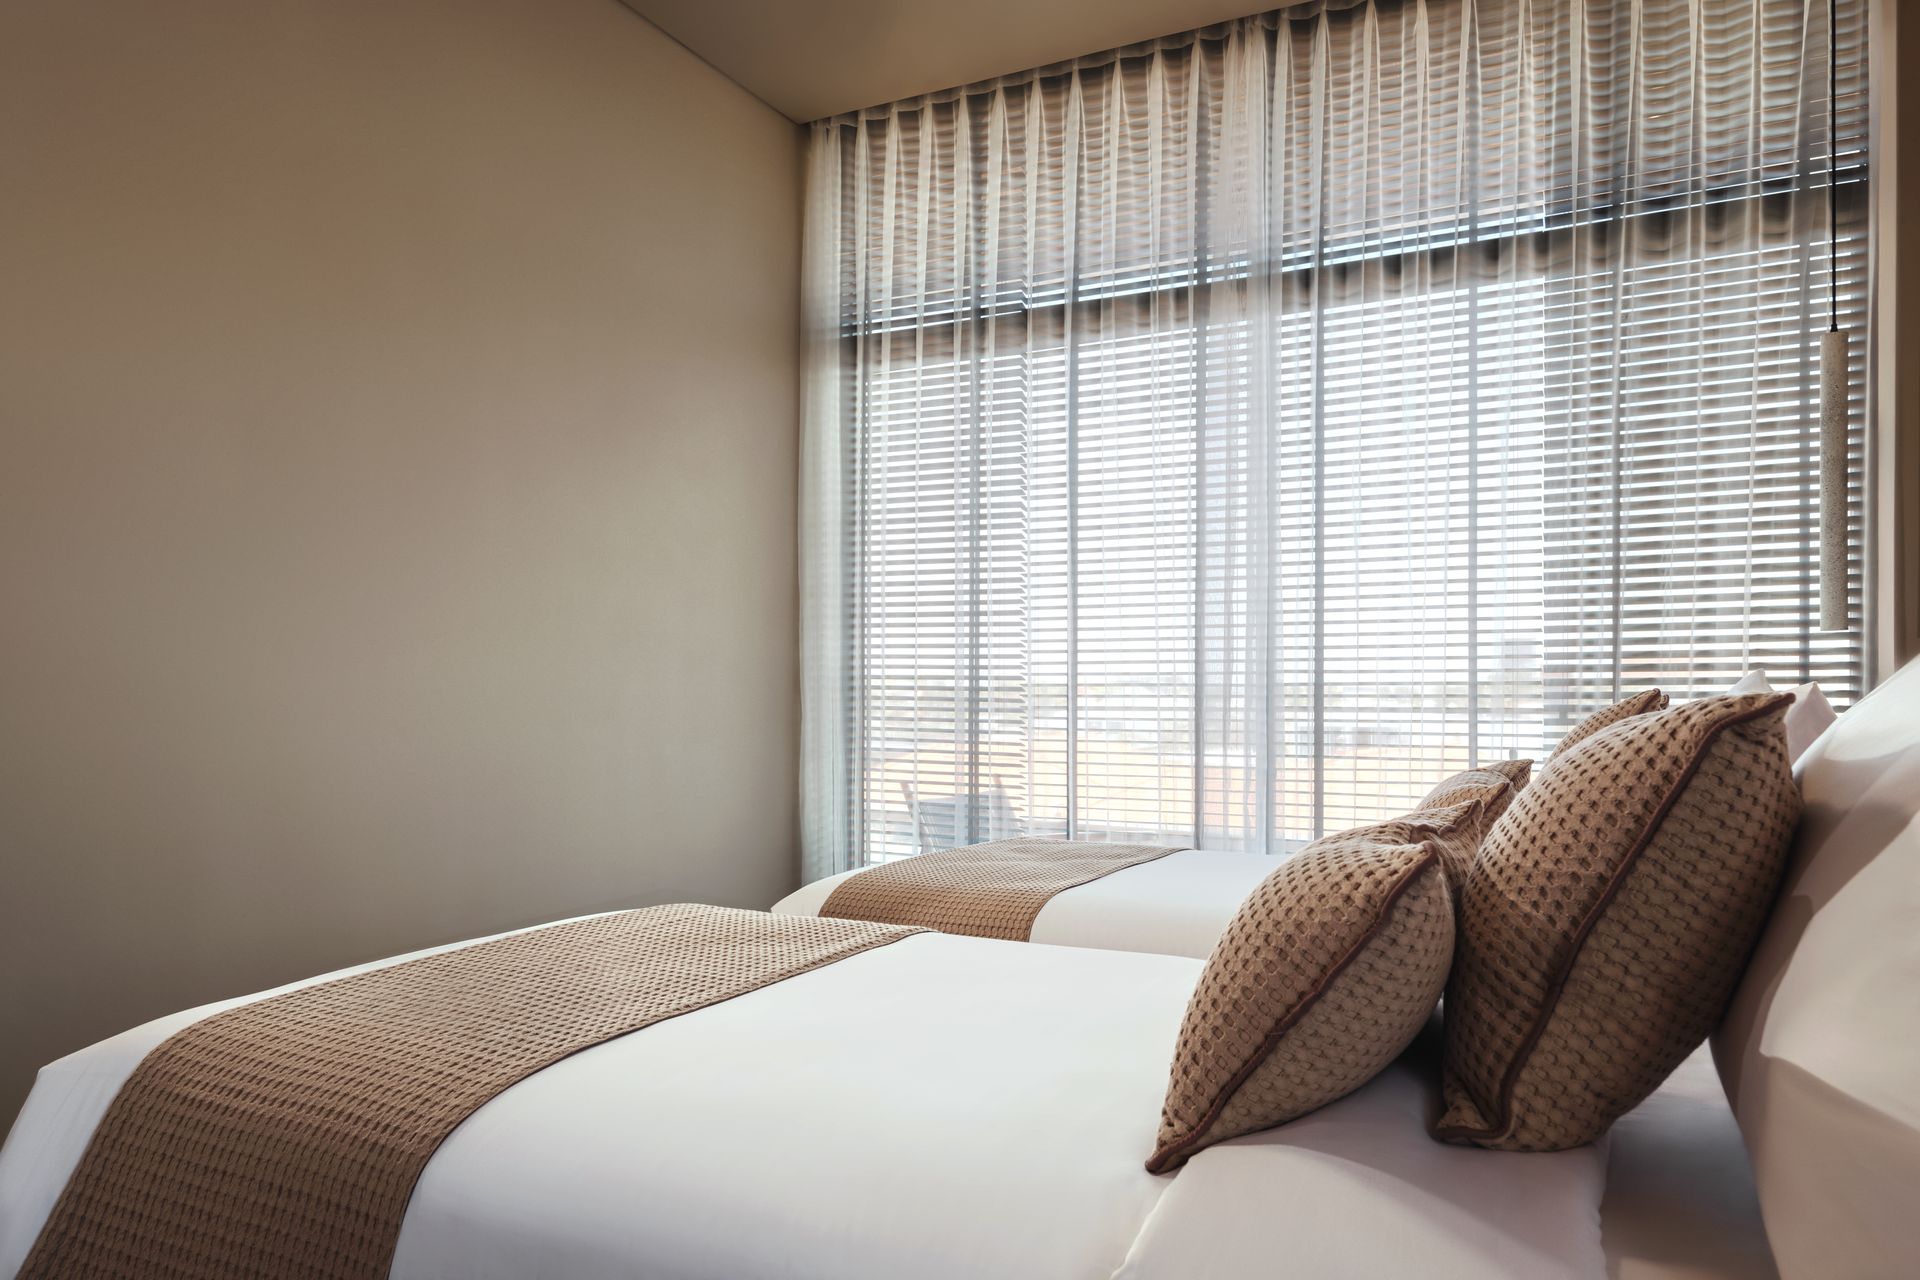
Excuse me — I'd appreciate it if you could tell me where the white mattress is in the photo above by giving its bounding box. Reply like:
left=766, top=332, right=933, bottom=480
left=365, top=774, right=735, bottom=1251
left=0, top=911, right=1612, bottom=1280
left=773, top=848, right=1275, bottom=958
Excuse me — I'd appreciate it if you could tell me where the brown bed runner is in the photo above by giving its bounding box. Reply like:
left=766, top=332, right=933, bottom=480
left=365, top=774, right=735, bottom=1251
left=820, top=837, right=1185, bottom=941
left=21, top=904, right=921, bottom=1280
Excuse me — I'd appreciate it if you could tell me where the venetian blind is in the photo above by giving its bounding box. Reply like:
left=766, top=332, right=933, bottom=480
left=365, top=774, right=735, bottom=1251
left=801, top=0, right=1869, bottom=873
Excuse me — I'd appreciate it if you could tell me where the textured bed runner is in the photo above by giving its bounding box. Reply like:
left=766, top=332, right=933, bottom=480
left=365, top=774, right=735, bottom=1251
left=820, top=837, right=1185, bottom=941
left=20, top=905, right=921, bottom=1280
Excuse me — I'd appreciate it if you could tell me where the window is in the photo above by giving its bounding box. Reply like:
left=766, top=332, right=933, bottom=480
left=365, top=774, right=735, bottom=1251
left=801, top=0, right=1869, bottom=874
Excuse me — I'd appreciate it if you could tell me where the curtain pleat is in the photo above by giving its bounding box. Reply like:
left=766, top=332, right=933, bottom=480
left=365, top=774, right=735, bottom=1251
left=801, top=0, right=1869, bottom=875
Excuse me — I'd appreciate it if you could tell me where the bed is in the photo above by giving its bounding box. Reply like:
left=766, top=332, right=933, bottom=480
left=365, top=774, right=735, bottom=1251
left=0, top=920, right=1608, bottom=1280
left=6, top=662, right=1912, bottom=1278
left=775, top=849, right=1778, bottom=1279
left=772, top=847, right=1275, bottom=959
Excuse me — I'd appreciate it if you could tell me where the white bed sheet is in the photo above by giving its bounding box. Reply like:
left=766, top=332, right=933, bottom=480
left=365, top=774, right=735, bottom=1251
left=1117, top=1024, right=1608, bottom=1280
left=1601, top=1048, right=1777, bottom=1280
left=0, top=913, right=1612, bottom=1280
left=773, top=848, right=1275, bottom=959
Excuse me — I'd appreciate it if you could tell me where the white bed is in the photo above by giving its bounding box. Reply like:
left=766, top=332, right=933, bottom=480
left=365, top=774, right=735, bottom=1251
left=773, top=848, right=1276, bottom=959
left=777, top=849, right=1778, bottom=1280
left=0, top=916, right=1611, bottom=1280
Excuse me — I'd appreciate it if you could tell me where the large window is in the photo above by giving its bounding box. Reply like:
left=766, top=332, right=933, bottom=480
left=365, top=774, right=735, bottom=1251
left=801, top=0, right=1869, bottom=874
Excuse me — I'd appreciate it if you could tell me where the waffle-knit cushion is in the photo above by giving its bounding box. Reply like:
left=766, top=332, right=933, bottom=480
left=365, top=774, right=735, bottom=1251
left=1553, top=689, right=1669, bottom=756
left=1436, top=692, right=1800, bottom=1152
left=1146, top=822, right=1456, bottom=1173
left=1386, top=793, right=1510, bottom=891
left=1419, top=761, right=1532, bottom=881
left=1486, top=757, right=1534, bottom=791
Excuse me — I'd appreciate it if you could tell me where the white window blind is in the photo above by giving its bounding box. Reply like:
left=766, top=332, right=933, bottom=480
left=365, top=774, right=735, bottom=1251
left=800, top=0, right=1870, bottom=875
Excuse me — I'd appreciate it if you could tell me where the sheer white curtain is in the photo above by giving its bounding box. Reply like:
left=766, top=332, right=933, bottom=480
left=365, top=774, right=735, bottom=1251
left=801, top=0, right=1869, bottom=878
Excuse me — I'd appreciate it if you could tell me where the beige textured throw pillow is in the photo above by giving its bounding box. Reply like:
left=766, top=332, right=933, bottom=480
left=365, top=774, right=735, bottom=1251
left=1436, top=692, right=1800, bottom=1152
left=1553, top=688, right=1669, bottom=756
left=1147, top=815, right=1463, bottom=1173
left=1421, top=761, right=1532, bottom=823
left=1417, top=765, right=1530, bottom=890
left=1484, top=757, right=1534, bottom=792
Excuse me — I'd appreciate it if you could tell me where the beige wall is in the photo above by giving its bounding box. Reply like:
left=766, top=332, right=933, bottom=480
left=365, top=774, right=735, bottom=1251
left=0, top=0, right=804, bottom=1124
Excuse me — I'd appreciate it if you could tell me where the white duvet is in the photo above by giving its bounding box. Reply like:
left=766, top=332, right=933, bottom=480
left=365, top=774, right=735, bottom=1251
left=0, top=914, right=1607, bottom=1280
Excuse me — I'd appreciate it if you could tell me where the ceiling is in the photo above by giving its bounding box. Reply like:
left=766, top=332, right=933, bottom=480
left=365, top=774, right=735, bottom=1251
left=620, top=0, right=1272, bottom=122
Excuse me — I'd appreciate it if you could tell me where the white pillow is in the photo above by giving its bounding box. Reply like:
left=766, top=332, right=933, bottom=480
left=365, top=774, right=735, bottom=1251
left=1713, top=656, right=1920, bottom=1279
left=1723, top=670, right=1836, bottom=762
